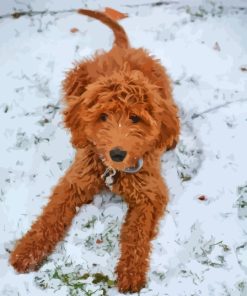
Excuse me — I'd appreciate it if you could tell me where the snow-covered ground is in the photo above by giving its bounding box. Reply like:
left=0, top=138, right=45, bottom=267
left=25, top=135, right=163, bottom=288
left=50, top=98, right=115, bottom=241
left=1, top=0, right=247, bottom=295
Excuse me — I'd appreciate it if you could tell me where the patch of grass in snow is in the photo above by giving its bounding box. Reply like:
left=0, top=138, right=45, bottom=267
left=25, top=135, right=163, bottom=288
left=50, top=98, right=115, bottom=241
left=82, top=216, right=98, bottom=229
left=185, top=6, right=209, bottom=20
left=196, top=240, right=230, bottom=268
left=179, top=269, right=203, bottom=285
left=236, top=242, right=247, bottom=272
left=178, top=172, right=192, bottom=182
left=237, top=280, right=247, bottom=295
left=34, top=264, right=116, bottom=296
left=152, top=271, right=166, bottom=281
left=83, top=215, right=121, bottom=255
left=176, top=138, right=203, bottom=182
left=236, top=184, right=247, bottom=219
left=184, top=3, right=225, bottom=22
left=34, top=214, right=121, bottom=294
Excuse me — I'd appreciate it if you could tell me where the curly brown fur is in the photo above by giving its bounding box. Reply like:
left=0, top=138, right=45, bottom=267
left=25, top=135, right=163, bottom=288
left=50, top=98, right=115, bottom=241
left=10, top=9, right=180, bottom=293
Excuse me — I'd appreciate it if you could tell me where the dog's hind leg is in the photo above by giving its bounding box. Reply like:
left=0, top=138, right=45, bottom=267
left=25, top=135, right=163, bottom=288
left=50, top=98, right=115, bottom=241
left=10, top=151, right=103, bottom=273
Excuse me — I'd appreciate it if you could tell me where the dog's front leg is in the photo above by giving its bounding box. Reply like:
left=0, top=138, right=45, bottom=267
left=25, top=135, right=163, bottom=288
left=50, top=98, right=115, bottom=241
left=10, top=154, right=103, bottom=273
left=116, top=176, right=168, bottom=293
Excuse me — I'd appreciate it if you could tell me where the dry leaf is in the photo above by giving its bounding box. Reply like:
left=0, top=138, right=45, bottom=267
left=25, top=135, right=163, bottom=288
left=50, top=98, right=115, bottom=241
left=240, top=65, right=247, bottom=72
left=96, top=239, right=103, bottom=244
left=213, top=42, right=221, bottom=51
left=104, top=7, right=128, bottom=21
left=198, top=195, right=207, bottom=201
left=12, top=12, right=24, bottom=19
left=70, top=27, right=79, bottom=33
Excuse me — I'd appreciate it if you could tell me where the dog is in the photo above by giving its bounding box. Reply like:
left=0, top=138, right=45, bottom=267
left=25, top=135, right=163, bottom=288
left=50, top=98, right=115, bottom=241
left=10, top=9, right=180, bottom=293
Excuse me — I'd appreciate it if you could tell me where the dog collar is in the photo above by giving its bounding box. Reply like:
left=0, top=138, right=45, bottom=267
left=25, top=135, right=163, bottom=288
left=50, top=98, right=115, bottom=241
left=101, top=158, right=143, bottom=190
left=123, top=158, right=143, bottom=173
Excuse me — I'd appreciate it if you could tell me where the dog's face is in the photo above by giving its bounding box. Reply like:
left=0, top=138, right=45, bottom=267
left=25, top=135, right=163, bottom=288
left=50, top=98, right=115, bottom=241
left=85, top=96, right=159, bottom=171
left=64, top=71, right=179, bottom=171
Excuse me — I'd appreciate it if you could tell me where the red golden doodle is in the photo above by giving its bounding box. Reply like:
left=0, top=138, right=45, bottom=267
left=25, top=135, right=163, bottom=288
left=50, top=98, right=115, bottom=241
left=10, top=9, right=180, bottom=293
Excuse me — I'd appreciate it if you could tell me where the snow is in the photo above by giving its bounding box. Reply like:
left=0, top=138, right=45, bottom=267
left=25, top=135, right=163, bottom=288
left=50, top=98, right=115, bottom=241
left=0, top=0, right=247, bottom=295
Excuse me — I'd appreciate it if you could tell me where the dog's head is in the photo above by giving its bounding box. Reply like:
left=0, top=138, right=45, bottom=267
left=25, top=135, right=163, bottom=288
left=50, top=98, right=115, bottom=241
left=64, top=70, right=179, bottom=171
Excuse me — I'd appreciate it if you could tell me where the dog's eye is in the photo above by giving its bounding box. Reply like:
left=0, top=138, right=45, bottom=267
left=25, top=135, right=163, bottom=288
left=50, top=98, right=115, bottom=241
left=100, top=113, right=108, bottom=121
left=129, top=114, right=140, bottom=123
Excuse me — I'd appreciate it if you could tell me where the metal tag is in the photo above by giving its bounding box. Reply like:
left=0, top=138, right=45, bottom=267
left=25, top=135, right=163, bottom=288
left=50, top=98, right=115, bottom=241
left=101, top=168, right=116, bottom=190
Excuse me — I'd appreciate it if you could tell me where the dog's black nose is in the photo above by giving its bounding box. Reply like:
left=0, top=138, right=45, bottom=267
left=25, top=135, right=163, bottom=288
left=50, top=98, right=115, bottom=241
left=109, top=148, right=127, bottom=162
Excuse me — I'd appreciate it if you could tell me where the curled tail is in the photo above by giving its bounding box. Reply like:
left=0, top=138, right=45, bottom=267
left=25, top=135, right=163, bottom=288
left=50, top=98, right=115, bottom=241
left=77, top=9, right=129, bottom=49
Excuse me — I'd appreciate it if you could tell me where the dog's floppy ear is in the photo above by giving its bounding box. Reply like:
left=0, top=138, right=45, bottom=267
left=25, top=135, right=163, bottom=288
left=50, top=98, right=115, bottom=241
left=63, top=96, right=87, bottom=148
left=155, top=99, right=180, bottom=151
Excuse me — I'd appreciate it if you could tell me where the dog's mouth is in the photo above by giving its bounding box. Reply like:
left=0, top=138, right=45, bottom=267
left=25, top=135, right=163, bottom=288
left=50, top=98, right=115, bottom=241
left=123, top=158, right=143, bottom=173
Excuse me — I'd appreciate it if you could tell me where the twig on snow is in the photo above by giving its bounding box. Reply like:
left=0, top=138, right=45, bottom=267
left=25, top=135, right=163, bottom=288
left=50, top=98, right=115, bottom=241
left=191, top=98, right=247, bottom=119
left=0, top=9, right=77, bottom=20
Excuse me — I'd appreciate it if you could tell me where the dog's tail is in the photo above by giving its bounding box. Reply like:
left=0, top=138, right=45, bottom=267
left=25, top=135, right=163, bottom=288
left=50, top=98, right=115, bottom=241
left=77, top=9, right=129, bottom=49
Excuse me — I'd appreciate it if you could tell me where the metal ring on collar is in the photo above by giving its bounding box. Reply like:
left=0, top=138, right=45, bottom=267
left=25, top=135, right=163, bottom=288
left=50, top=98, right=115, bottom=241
left=123, top=158, right=143, bottom=174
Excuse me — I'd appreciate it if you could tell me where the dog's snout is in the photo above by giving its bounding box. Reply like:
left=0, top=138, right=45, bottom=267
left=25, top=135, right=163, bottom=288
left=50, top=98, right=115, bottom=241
left=110, top=148, right=127, bottom=162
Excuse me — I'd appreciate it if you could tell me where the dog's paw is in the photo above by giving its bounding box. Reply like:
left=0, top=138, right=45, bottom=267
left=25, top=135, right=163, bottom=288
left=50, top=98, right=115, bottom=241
left=10, top=241, right=45, bottom=273
left=116, top=264, right=146, bottom=293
